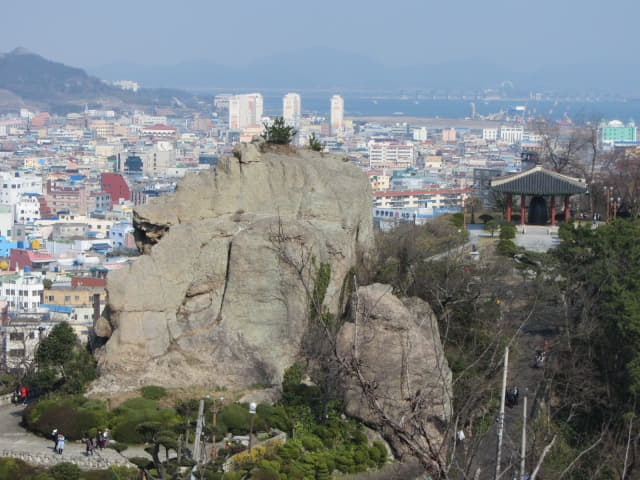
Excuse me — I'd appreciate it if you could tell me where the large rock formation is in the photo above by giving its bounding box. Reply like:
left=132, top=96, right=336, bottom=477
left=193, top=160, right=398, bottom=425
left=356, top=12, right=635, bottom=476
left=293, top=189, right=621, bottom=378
left=91, top=139, right=374, bottom=393
left=337, top=283, right=452, bottom=460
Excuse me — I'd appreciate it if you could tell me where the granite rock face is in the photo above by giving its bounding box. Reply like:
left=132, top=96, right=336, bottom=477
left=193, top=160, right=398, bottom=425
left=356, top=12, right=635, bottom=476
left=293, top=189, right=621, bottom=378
left=337, top=283, right=452, bottom=459
left=91, top=140, right=374, bottom=393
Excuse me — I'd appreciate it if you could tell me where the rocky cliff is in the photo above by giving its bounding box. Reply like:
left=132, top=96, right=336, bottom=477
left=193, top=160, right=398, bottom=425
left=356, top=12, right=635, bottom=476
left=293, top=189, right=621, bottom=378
left=91, top=139, right=375, bottom=393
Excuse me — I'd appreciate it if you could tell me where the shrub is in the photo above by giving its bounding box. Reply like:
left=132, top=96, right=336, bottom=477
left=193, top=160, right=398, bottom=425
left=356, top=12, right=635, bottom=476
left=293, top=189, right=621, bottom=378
left=497, top=239, right=517, bottom=256
left=300, top=434, right=324, bottom=452
left=370, top=440, right=388, bottom=467
left=111, top=400, right=179, bottom=444
left=140, top=385, right=167, bottom=400
left=23, top=397, right=108, bottom=441
left=309, top=133, right=323, bottom=152
left=114, top=397, right=159, bottom=411
left=352, top=445, right=371, bottom=468
left=80, top=467, right=139, bottom=480
left=50, top=462, right=81, bottom=480
left=351, top=429, right=368, bottom=446
left=0, top=458, right=22, bottom=478
left=277, top=440, right=302, bottom=460
left=499, top=222, right=516, bottom=240
left=218, top=403, right=251, bottom=435
left=450, top=212, right=465, bottom=229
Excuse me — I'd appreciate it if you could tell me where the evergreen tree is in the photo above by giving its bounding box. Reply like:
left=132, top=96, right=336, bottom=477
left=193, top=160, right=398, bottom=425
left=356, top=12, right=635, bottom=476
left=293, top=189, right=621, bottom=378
left=263, top=117, right=297, bottom=145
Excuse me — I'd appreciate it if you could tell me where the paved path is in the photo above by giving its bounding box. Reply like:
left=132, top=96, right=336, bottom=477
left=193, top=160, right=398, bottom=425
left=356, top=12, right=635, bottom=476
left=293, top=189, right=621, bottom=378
left=0, top=402, right=134, bottom=470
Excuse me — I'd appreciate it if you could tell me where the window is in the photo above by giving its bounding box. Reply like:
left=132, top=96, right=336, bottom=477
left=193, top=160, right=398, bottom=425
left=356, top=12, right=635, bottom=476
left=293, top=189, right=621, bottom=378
left=64, top=295, right=71, bottom=302
left=9, top=332, right=24, bottom=341
left=48, top=295, right=54, bottom=302
left=74, top=295, right=80, bottom=301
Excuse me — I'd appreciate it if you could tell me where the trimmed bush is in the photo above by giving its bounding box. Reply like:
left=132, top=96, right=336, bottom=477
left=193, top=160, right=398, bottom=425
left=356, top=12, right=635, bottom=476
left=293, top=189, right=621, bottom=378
left=50, top=462, right=81, bottom=480
left=499, top=222, right=516, bottom=240
left=140, top=385, right=167, bottom=400
left=23, top=397, right=108, bottom=441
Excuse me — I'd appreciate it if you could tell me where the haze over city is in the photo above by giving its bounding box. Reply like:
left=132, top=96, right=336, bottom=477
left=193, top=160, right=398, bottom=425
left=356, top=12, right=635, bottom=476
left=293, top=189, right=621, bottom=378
left=2, top=0, right=639, bottom=82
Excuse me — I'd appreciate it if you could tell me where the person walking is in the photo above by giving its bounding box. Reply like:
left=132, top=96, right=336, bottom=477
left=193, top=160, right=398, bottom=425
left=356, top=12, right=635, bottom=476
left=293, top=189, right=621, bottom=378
left=51, top=428, right=58, bottom=450
left=85, top=435, right=94, bottom=456
left=96, top=430, right=103, bottom=450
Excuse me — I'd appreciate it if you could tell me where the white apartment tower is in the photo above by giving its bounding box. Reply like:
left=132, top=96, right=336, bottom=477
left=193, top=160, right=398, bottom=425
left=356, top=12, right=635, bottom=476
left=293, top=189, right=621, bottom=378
left=330, top=95, right=344, bottom=135
left=228, top=93, right=264, bottom=130
left=283, top=93, right=301, bottom=129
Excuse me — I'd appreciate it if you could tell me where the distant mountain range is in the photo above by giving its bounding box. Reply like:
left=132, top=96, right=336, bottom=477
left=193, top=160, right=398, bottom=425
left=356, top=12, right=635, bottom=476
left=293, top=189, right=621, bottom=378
left=88, top=47, right=640, bottom=96
left=0, top=47, right=638, bottom=114
left=0, top=48, right=206, bottom=113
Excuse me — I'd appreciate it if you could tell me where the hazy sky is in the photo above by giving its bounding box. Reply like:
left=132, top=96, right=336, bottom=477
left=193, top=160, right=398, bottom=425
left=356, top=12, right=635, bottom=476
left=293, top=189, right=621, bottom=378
left=1, top=0, right=636, bottom=70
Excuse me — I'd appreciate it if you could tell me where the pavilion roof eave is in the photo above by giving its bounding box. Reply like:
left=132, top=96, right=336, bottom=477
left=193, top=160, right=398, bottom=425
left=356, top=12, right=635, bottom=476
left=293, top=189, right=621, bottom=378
left=490, top=165, right=588, bottom=196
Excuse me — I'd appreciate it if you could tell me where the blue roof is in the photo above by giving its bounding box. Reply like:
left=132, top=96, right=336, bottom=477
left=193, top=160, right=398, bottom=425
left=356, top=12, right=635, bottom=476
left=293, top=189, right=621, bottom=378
left=41, top=305, right=73, bottom=314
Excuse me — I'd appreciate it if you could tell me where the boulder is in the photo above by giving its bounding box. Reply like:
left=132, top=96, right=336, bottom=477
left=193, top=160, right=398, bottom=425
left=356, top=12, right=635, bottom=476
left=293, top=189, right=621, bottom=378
left=337, top=283, right=452, bottom=460
left=90, top=140, right=374, bottom=394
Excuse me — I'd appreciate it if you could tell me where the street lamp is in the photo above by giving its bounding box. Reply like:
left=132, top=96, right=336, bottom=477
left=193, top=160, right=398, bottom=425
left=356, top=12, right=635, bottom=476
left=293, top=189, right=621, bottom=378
left=211, top=397, right=224, bottom=461
left=248, top=402, right=257, bottom=453
left=610, top=197, right=614, bottom=221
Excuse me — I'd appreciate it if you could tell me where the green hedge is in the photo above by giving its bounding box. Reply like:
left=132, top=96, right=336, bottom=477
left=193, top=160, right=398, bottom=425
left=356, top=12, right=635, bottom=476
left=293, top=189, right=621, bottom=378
left=23, top=397, right=108, bottom=441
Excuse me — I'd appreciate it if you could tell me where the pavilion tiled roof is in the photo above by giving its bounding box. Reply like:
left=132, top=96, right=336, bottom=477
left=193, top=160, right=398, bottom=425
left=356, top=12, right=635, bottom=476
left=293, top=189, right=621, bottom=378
left=490, top=165, right=587, bottom=195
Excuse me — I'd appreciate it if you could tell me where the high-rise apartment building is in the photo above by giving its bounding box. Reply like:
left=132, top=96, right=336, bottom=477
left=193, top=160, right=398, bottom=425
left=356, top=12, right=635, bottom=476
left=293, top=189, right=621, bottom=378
left=330, top=95, right=344, bottom=135
left=229, top=93, right=264, bottom=130
left=283, top=93, right=301, bottom=129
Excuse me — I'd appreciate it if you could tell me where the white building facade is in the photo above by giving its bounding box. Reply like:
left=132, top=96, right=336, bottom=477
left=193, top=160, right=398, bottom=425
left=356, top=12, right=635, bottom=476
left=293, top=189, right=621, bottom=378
left=368, top=142, right=415, bottom=169
left=283, top=93, right=301, bottom=129
left=229, top=93, right=264, bottom=130
left=0, top=172, right=43, bottom=207
left=330, top=95, right=344, bottom=135
left=0, top=271, right=44, bottom=313
left=15, top=194, right=41, bottom=224
left=500, top=126, right=524, bottom=144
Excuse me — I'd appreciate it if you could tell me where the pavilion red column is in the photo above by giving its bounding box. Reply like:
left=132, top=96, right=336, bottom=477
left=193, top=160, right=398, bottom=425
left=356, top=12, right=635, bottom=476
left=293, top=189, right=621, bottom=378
left=564, top=195, right=570, bottom=222
left=550, top=195, right=556, bottom=226
left=520, top=195, right=526, bottom=225
left=506, top=194, right=512, bottom=222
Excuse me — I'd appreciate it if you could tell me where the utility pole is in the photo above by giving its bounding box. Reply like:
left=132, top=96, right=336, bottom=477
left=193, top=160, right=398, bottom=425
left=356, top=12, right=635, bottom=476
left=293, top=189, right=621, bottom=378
left=495, top=346, right=509, bottom=480
left=520, top=396, right=527, bottom=480
left=192, top=399, right=205, bottom=463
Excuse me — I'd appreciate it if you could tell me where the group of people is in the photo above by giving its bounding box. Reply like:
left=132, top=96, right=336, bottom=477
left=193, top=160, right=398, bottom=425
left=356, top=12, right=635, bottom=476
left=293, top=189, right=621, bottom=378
left=50, top=428, right=110, bottom=456
left=51, top=429, right=65, bottom=454
left=506, top=386, right=519, bottom=407
left=13, top=385, right=30, bottom=405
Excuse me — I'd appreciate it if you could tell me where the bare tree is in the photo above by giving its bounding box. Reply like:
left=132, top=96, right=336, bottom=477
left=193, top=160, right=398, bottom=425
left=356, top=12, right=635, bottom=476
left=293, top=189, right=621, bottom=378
left=534, top=120, right=589, bottom=174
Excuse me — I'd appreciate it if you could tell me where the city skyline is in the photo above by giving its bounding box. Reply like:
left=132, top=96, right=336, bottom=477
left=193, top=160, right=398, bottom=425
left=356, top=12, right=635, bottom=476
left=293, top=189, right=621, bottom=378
left=1, top=0, right=638, bottom=74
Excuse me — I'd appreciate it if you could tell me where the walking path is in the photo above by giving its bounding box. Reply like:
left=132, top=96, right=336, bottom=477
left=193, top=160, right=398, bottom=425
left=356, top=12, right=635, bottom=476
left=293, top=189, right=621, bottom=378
left=0, top=402, right=135, bottom=470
